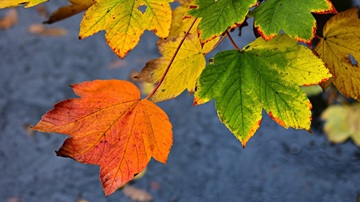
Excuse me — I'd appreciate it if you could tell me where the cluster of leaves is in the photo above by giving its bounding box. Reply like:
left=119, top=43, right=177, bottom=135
left=1, top=0, right=360, bottom=196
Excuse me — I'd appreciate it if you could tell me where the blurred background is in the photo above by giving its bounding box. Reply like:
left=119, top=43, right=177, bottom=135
left=0, top=0, right=360, bottom=201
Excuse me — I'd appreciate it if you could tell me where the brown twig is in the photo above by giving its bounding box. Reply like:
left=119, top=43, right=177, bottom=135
left=226, top=30, right=240, bottom=50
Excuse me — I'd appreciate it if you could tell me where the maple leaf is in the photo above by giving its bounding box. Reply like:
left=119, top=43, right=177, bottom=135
left=194, top=34, right=331, bottom=147
left=45, top=0, right=93, bottom=24
left=136, top=34, right=208, bottom=102
left=249, top=0, right=337, bottom=43
left=315, top=7, right=360, bottom=100
left=135, top=3, right=219, bottom=103
left=33, top=80, right=173, bottom=196
left=0, top=0, right=47, bottom=8
left=188, top=0, right=257, bottom=42
left=321, top=103, right=360, bottom=146
left=79, top=0, right=173, bottom=58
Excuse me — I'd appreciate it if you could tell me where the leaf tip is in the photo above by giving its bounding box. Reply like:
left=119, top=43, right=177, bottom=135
left=113, top=47, right=128, bottom=58
left=31, top=125, right=40, bottom=132
left=240, top=119, right=262, bottom=148
left=55, top=149, right=66, bottom=157
left=256, top=26, right=276, bottom=41
left=193, top=96, right=206, bottom=106
left=31, top=122, right=47, bottom=132
left=268, top=111, right=286, bottom=127
left=321, top=0, right=338, bottom=14
left=294, top=33, right=313, bottom=46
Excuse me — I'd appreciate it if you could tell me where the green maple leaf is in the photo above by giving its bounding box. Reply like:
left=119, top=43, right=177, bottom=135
left=194, top=34, right=331, bottom=146
left=188, top=0, right=257, bottom=42
left=249, top=0, right=337, bottom=43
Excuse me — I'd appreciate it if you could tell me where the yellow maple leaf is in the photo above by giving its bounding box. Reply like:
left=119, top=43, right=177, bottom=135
left=45, top=0, right=93, bottom=24
left=134, top=5, right=218, bottom=101
left=135, top=33, right=207, bottom=102
left=79, top=0, right=173, bottom=58
left=322, top=103, right=360, bottom=146
left=315, top=7, right=360, bottom=100
left=135, top=2, right=219, bottom=102
left=0, top=0, right=47, bottom=8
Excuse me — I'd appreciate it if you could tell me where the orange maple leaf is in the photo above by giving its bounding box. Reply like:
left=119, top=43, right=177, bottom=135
left=33, top=80, right=173, bottom=196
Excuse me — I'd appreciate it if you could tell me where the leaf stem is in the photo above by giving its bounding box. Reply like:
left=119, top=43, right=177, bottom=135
left=315, top=34, right=323, bottom=40
left=226, top=30, right=240, bottom=50
left=144, top=18, right=198, bottom=101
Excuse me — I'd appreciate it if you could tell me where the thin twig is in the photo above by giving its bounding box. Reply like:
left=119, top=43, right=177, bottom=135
left=144, top=18, right=198, bottom=100
left=226, top=30, right=240, bottom=50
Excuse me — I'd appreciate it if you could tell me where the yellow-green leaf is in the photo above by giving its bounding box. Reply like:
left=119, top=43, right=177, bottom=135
left=322, top=103, right=360, bottom=146
left=136, top=33, right=218, bottom=102
left=195, top=34, right=331, bottom=146
left=79, top=0, right=173, bottom=58
left=0, top=0, right=47, bottom=8
left=45, top=0, right=93, bottom=24
left=315, top=7, right=360, bottom=100
left=135, top=5, right=219, bottom=103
